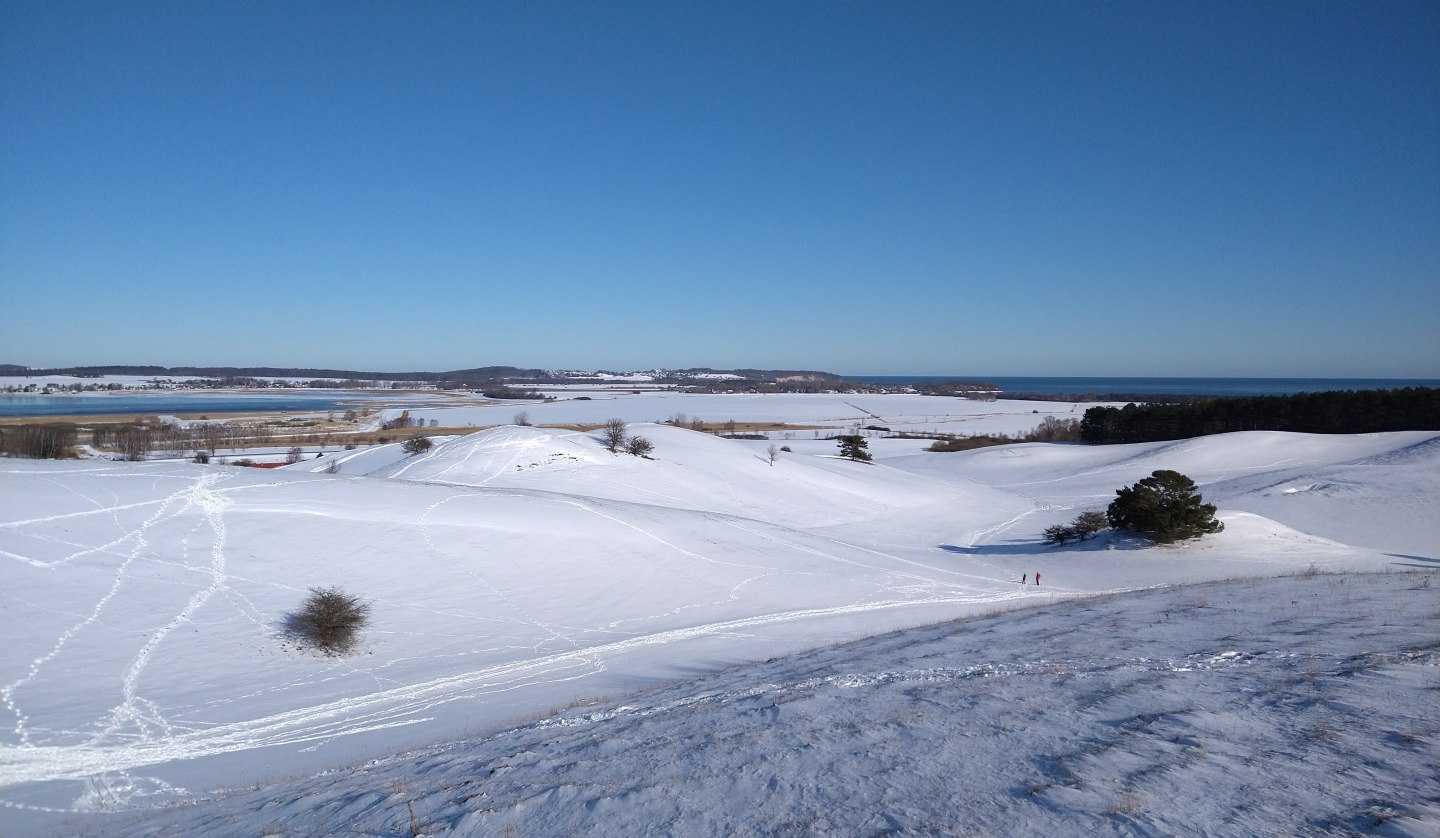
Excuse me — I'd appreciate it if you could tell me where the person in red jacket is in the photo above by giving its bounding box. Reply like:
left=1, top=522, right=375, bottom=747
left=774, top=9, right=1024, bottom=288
left=1035, top=572, right=1041, bottom=586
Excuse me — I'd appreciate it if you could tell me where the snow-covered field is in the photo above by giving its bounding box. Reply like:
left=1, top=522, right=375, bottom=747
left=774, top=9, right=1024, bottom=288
left=3, top=383, right=1099, bottom=440
left=1, top=422, right=1436, bottom=835
left=382, top=391, right=1095, bottom=438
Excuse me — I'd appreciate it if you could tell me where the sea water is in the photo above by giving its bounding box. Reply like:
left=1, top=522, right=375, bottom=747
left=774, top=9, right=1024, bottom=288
left=0, top=392, right=382, bottom=418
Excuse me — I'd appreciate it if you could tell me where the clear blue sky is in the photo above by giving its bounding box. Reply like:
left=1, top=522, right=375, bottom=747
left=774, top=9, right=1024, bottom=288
left=2, top=1, right=1437, bottom=376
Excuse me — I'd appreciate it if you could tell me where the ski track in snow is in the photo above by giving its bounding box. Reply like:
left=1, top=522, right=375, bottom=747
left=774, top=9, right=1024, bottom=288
left=0, top=462, right=1050, bottom=789
left=0, top=460, right=1174, bottom=792
left=2, top=476, right=200, bottom=749
left=0, top=463, right=1091, bottom=790
left=87, top=472, right=231, bottom=748
left=1, top=589, right=1064, bottom=787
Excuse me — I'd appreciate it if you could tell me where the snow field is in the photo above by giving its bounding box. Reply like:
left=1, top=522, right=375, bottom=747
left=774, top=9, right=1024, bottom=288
left=1, top=424, right=1436, bottom=834
left=374, top=391, right=1101, bottom=438
left=89, top=571, right=1439, bottom=837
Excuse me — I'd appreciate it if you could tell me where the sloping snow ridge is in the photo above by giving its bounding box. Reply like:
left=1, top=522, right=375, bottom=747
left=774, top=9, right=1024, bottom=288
left=95, top=573, right=1440, bottom=837
left=359, top=424, right=1022, bottom=533
left=1, top=423, right=1437, bottom=835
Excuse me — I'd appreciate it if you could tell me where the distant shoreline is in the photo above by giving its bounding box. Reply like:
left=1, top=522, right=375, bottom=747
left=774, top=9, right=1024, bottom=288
left=2, top=377, right=1436, bottom=420
left=845, top=376, right=1440, bottom=397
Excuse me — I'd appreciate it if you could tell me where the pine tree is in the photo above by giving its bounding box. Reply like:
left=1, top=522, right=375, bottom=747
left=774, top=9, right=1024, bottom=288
left=836, top=435, right=872, bottom=462
left=1106, top=469, right=1223, bottom=544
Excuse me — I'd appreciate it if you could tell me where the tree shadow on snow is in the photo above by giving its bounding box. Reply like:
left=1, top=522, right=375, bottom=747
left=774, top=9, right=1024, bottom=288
left=940, top=531, right=1150, bottom=556
left=1385, top=553, right=1439, bottom=568
left=940, top=542, right=1043, bottom=556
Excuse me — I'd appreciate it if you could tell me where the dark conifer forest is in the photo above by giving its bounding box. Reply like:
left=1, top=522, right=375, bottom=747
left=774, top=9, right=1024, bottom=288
left=1079, top=388, right=1440, bottom=444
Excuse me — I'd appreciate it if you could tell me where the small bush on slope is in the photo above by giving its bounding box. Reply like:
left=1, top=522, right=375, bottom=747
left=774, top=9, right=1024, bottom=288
left=1043, top=511, right=1110, bottom=545
left=287, top=587, right=371, bottom=655
left=402, top=437, right=433, bottom=456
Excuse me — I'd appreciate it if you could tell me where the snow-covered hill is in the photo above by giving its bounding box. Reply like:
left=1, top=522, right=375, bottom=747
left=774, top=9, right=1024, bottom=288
left=1, top=428, right=1436, bottom=834
left=90, top=572, right=1440, bottom=837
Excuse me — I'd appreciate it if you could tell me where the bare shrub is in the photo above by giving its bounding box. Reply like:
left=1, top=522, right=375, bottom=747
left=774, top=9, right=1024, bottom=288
left=201, top=423, right=225, bottom=454
left=625, top=435, right=654, bottom=457
left=767, top=444, right=779, bottom=465
left=513, top=411, right=531, bottom=426
left=115, top=426, right=154, bottom=461
left=402, top=437, right=433, bottom=455
left=0, top=424, right=77, bottom=459
left=286, top=586, right=371, bottom=655
left=1072, top=510, right=1108, bottom=538
left=602, top=418, right=628, bottom=452
left=285, top=446, right=304, bottom=465
left=1044, top=524, right=1078, bottom=545
left=926, top=434, right=1011, bottom=453
left=1023, top=416, right=1082, bottom=442
left=1044, top=510, right=1110, bottom=545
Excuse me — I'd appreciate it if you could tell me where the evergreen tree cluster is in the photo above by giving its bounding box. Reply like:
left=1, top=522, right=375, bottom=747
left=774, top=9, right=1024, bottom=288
left=1080, top=387, right=1439, bottom=444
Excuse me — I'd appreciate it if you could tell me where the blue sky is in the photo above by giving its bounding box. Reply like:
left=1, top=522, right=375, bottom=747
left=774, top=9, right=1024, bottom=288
left=2, top=1, right=1437, bottom=376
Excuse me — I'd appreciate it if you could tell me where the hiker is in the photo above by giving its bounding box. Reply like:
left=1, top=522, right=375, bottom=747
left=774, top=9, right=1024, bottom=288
left=1022, top=573, right=1028, bottom=584
left=1035, top=572, right=1041, bottom=586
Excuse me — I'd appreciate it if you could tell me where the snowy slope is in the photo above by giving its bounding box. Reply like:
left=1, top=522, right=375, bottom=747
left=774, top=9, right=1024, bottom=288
left=82, top=571, right=1439, bottom=837
left=891, top=430, right=1440, bottom=559
left=1, top=429, right=1436, bottom=833
left=354, top=423, right=1026, bottom=536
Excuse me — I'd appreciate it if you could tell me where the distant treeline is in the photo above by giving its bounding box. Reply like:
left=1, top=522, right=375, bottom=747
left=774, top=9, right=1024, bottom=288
left=0, top=364, right=550, bottom=382
left=0, top=423, right=77, bottom=459
left=1079, top=387, right=1440, bottom=444
left=910, top=381, right=1000, bottom=398
left=997, top=392, right=1207, bottom=404
left=0, top=364, right=848, bottom=390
